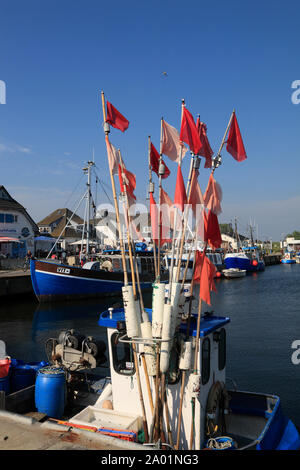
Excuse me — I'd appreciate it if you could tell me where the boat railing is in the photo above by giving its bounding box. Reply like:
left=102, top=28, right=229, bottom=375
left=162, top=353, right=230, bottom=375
left=117, top=334, right=174, bottom=346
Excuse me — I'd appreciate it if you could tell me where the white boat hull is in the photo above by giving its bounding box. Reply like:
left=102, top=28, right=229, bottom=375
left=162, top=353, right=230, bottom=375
left=223, top=268, right=246, bottom=278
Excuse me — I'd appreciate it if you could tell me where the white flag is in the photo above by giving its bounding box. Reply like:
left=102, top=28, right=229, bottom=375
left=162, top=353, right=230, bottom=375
left=105, top=136, right=119, bottom=175
left=162, top=119, right=187, bottom=163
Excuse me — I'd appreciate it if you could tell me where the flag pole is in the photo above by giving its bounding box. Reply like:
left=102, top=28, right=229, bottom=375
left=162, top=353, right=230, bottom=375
left=157, top=118, right=165, bottom=281
left=118, top=148, right=151, bottom=443
left=188, top=243, right=208, bottom=450
left=101, top=91, right=128, bottom=285
left=175, top=156, right=200, bottom=283
left=148, top=136, right=158, bottom=278
left=213, top=109, right=235, bottom=172
left=167, top=99, right=185, bottom=303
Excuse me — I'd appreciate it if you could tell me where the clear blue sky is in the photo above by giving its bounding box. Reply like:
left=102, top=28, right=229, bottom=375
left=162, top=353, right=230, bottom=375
left=0, top=0, right=300, bottom=240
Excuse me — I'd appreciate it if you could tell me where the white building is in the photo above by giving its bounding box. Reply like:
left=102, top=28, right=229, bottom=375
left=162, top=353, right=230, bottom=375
left=281, top=237, right=300, bottom=252
left=0, top=186, right=39, bottom=257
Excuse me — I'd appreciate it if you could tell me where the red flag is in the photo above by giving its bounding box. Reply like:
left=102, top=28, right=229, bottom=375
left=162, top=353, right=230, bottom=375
left=196, top=118, right=213, bottom=168
left=203, top=173, right=222, bottom=216
left=150, top=143, right=170, bottom=179
left=226, top=113, right=247, bottom=162
left=174, top=165, right=187, bottom=212
left=149, top=192, right=172, bottom=245
left=118, top=164, right=136, bottom=205
left=106, top=101, right=129, bottom=132
left=205, top=210, right=222, bottom=249
left=188, top=169, right=204, bottom=216
left=161, top=188, right=173, bottom=240
left=180, top=107, right=202, bottom=155
left=193, top=251, right=217, bottom=306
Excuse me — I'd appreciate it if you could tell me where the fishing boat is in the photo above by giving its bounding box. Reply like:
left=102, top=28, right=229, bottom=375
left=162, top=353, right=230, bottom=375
left=164, top=250, right=224, bottom=282
left=1, top=299, right=299, bottom=451
left=30, top=161, right=162, bottom=302
left=281, top=252, right=296, bottom=264
left=224, top=218, right=265, bottom=273
left=224, top=248, right=265, bottom=272
left=222, top=268, right=246, bottom=278
left=30, top=250, right=165, bottom=302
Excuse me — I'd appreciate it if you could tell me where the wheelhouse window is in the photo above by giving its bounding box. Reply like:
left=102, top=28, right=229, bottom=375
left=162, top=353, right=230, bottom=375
left=218, top=328, right=226, bottom=371
left=111, top=332, right=135, bottom=376
left=201, top=337, right=210, bottom=385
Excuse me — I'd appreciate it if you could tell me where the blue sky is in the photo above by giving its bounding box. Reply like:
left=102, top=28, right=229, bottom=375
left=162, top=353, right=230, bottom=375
left=0, top=0, right=300, bottom=240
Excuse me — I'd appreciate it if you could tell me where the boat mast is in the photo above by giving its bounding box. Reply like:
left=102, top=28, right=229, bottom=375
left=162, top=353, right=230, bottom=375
left=234, top=217, right=240, bottom=252
left=85, top=160, right=95, bottom=256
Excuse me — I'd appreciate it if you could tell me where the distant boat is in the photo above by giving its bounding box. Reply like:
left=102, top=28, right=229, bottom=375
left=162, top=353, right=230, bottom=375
left=223, top=268, right=246, bottom=278
left=281, top=252, right=296, bottom=264
left=164, top=250, right=224, bottom=281
left=224, top=247, right=265, bottom=272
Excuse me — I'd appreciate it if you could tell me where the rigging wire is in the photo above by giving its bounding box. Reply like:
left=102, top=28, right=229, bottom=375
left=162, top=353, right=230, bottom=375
left=63, top=173, right=85, bottom=210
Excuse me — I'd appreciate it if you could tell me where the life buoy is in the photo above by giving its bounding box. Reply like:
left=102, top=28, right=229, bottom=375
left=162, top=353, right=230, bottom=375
left=205, top=381, right=230, bottom=438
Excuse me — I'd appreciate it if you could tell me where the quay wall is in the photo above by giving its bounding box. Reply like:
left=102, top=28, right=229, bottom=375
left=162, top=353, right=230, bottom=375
left=0, top=273, right=34, bottom=299
left=263, top=254, right=281, bottom=266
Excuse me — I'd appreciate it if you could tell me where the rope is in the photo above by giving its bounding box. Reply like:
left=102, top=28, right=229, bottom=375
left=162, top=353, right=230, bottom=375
left=206, top=437, right=235, bottom=450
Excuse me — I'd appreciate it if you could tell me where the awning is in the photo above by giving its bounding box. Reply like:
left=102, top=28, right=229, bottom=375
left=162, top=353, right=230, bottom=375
left=0, top=237, right=22, bottom=243
left=69, top=239, right=98, bottom=245
left=34, top=236, right=57, bottom=242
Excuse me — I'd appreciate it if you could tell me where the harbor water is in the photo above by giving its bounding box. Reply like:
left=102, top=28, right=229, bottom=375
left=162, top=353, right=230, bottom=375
left=1, top=264, right=300, bottom=425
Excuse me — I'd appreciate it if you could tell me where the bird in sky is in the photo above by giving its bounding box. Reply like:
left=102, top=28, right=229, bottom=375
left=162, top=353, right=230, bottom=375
left=162, top=71, right=168, bottom=77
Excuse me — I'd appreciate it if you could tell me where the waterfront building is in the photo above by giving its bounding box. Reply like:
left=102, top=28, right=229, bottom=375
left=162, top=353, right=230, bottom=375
left=37, top=208, right=84, bottom=253
left=0, top=185, right=39, bottom=257
left=281, top=237, right=300, bottom=252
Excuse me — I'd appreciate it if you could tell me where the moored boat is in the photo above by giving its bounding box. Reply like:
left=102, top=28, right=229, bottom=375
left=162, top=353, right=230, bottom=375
left=223, top=268, right=246, bottom=278
left=224, top=247, right=265, bottom=272
left=30, top=250, right=165, bottom=302
left=281, top=252, right=296, bottom=264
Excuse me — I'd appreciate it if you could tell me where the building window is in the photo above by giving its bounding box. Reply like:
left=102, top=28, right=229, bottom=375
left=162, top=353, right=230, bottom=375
left=201, top=337, right=210, bottom=385
left=0, top=214, right=4, bottom=223
left=5, top=214, right=14, bottom=223
left=111, top=332, right=135, bottom=376
left=218, top=329, right=226, bottom=371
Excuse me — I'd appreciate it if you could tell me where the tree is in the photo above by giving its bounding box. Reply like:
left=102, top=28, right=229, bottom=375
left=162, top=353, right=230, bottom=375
left=219, top=223, right=234, bottom=236
left=286, top=231, right=300, bottom=239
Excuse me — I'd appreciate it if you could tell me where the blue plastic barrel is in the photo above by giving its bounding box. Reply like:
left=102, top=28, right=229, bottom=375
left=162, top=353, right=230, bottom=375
left=0, top=375, right=10, bottom=395
left=35, top=367, right=66, bottom=419
left=10, top=360, right=48, bottom=393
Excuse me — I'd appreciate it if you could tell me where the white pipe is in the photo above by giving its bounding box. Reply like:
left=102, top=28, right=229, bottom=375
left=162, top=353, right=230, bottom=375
left=122, top=285, right=140, bottom=338
left=140, top=321, right=156, bottom=376
left=152, top=283, right=165, bottom=338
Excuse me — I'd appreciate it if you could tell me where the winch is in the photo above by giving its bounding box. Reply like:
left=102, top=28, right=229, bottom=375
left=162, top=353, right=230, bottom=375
left=45, top=329, right=107, bottom=372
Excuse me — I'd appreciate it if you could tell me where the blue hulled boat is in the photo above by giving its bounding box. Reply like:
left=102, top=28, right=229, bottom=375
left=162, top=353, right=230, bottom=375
left=281, top=252, right=296, bottom=264
left=224, top=247, right=265, bottom=272
left=30, top=252, right=161, bottom=302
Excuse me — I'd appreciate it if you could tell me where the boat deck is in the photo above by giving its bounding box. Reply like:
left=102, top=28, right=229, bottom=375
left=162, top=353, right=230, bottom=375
left=0, top=410, right=144, bottom=450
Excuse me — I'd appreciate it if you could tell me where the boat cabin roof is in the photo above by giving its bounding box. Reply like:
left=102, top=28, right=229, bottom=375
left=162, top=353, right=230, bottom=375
left=98, top=308, right=230, bottom=338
